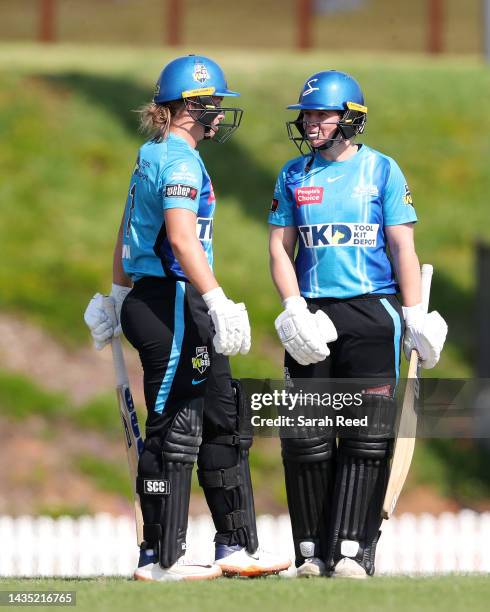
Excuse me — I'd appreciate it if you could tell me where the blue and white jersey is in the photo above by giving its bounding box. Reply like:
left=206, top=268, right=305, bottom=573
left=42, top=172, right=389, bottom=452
left=122, top=133, right=215, bottom=281
left=268, top=145, right=417, bottom=299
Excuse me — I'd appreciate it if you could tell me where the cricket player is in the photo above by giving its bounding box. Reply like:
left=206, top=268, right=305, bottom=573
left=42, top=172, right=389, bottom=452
left=268, top=70, right=448, bottom=578
left=84, top=55, right=290, bottom=581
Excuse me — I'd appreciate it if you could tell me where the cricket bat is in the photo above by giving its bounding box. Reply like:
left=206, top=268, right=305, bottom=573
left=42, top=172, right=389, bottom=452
left=382, top=263, right=433, bottom=519
left=103, top=297, right=144, bottom=545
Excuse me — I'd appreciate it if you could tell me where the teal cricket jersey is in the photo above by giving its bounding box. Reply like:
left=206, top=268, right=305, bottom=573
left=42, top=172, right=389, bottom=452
left=268, top=144, right=417, bottom=298
left=122, top=133, right=215, bottom=281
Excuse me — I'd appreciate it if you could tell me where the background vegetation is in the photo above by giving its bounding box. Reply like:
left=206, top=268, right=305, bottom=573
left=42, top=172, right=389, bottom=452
left=1, top=42, right=489, bottom=512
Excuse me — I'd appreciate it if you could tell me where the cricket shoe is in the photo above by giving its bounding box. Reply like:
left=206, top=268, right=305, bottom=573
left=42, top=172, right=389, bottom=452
left=296, top=557, right=326, bottom=578
left=134, top=554, right=222, bottom=582
left=333, top=557, right=368, bottom=579
left=215, top=544, right=291, bottom=577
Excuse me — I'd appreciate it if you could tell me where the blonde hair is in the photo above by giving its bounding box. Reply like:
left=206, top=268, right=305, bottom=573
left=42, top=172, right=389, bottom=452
left=137, top=100, right=184, bottom=140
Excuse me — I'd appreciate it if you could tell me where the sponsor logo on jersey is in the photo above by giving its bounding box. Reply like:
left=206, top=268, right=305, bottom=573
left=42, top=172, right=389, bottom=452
left=327, top=175, right=344, bottom=183
left=169, top=163, right=199, bottom=183
left=193, top=62, right=210, bottom=84
left=270, top=198, right=279, bottom=212
left=165, top=183, right=198, bottom=200
left=403, top=183, right=413, bottom=205
left=352, top=184, right=379, bottom=198
left=295, top=186, right=324, bottom=206
left=192, top=346, right=210, bottom=374
left=196, top=217, right=213, bottom=241
left=143, top=479, right=171, bottom=495
left=298, top=223, right=379, bottom=248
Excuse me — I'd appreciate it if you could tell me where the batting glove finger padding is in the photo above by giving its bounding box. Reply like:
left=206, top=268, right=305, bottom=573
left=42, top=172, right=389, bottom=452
left=84, top=293, right=115, bottom=350
left=203, top=287, right=251, bottom=356
left=275, top=296, right=337, bottom=366
left=403, top=305, right=448, bottom=369
left=238, top=304, right=252, bottom=355
left=313, top=310, right=338, bottom=346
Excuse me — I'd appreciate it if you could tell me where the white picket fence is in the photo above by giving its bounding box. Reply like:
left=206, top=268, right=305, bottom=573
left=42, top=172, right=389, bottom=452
left=1, top=511, right=489, bottom=577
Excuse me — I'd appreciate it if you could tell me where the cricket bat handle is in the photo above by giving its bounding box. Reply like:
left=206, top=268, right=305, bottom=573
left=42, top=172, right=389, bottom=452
left=420, top=264, right=433, bottom=315
left=102, top=297, right=130, bottom=386
left=409, top=264, right=433, bottom=361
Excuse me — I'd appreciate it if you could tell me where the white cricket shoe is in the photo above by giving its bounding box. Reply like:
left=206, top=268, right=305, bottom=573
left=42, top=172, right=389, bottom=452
left=333, top=557, right=368, bottom=579
left=296, top=557, right=326, bottom=578
left=215, top=545, right=291, bottom=577
left=134, top=555, right=222, bottom=582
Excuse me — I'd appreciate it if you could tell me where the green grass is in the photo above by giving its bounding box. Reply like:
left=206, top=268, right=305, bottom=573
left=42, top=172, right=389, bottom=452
left=0, top=576, right=489, bottom=612
left=0, top=370, right=68, bottom=420
left=75, top=455, right=133, bottom=499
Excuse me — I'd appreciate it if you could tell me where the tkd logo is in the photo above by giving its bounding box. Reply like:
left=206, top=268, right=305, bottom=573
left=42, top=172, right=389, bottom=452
left=299, top=224, right=352, bottom=247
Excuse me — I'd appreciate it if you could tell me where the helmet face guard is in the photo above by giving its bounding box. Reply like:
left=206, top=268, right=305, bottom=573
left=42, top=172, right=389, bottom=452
left=287, top=103, right=367, bottom=155
left=183, top=93, right=243, bottom=144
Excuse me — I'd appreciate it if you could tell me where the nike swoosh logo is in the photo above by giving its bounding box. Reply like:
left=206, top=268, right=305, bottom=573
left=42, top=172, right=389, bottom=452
left=327, top=175, right=344, bottom=183
left=192, top=378, right=207, bottom=385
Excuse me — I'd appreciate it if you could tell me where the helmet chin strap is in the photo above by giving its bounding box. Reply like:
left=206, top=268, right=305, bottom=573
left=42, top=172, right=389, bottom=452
left=312, top=128, right=345, bottom=152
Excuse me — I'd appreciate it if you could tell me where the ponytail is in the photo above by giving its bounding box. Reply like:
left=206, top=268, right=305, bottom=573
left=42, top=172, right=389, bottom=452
left=137, top=100, right=183, bottom=140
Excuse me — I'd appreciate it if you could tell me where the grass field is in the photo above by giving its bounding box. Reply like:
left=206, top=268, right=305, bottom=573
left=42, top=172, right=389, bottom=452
left=1, top=576, right=489, bottom=612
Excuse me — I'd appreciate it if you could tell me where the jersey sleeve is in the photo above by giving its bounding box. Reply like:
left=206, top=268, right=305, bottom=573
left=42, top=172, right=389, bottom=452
left=268, top=164, right=295, bottom=227
left=158, top=156, right=203, bottom=214
left=382, top=158, right=418, bottom=226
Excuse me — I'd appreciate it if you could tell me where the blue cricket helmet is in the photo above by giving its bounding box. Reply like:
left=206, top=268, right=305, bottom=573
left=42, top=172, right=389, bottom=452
left=154, top=54, right=239, bottom=103
left=288, top=70, right=365, bottom=111
left=286, top=70, right=368, bottom=154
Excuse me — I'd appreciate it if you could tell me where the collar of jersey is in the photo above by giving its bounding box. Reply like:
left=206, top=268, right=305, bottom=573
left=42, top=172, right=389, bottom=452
left=167, top=132, right=200, bottom=157
left=313, top=143, right=366, bottom=168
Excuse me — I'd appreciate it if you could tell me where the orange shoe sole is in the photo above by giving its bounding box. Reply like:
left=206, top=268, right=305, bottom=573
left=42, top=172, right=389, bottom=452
left=219, top=562, right=291, bottom=578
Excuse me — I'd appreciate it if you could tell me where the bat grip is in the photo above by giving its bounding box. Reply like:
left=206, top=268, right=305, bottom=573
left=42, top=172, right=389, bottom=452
left=102, top=296, right=129, bottom=387
left=420, top=264, right=433, bottom=315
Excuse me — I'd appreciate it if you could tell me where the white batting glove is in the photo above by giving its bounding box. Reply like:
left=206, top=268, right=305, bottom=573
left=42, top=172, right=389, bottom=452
left=203, top=287, right=251, bottom=356
left=83, top=284, right=131, bottom=350
left=275, top=296, right=337, bottom=366
left=402, top=303, right=448, bottom=369
left=110, top=283, right=132, bottom=336
left=84, top=293, right=113, bottom=351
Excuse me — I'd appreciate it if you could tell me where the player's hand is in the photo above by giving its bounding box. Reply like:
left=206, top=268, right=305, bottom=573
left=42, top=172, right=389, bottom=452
left=84, top=293, right=114, bottom=350
left=402, top=303, right=448, bottom=369
left=275, top=296, right=337, bottom=366
left=84, top=284, right=131, bottom=350
left=203, top=287, right=251, bottom=356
